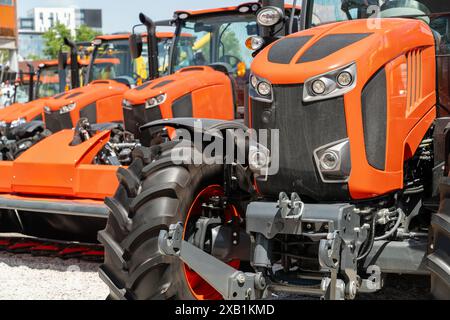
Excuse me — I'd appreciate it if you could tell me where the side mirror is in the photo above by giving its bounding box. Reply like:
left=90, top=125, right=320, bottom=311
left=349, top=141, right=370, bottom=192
left=129, top=33, right=143, bottom=59
left=58, top=51, right=68, bottom=70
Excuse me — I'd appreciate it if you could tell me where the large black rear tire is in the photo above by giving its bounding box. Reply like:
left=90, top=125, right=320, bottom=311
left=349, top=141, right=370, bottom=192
left=428, top=177, right=450, bottom=300
left=98, top=143, right=226, bottom=300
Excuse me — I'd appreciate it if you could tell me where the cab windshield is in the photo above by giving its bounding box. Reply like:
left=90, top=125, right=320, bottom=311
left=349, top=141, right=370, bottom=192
left=36, top=65, right=69, bottom=99
left=90, top=39, right=137, bottom=84
left=14, top=84, right=31, bottom=103
left=89, top=38, right=171, bottom=85
left=171, top=13, right=258, bottom=75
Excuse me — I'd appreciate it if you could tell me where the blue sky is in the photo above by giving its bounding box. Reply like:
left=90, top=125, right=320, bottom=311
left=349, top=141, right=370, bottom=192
left=18, top=0, right=286, bottom=33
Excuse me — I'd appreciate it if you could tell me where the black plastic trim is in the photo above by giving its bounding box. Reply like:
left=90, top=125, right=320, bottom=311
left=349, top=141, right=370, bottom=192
left=361, top=68, right=387, bottom=171
left=171, top=93, right=193, bottom=118
left=297, top=33, right=373, bottom=64
left=268, top=36, right=313, bottom=64
left=65, top=92, right=83, bottom=99
left=151, top=80, right=174, bottom=89
left=79, top=102, right=97, bottom=123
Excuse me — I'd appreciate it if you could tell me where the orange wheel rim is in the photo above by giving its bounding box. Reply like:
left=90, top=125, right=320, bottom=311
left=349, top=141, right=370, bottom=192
left=182, top=185, right=241, bottom=300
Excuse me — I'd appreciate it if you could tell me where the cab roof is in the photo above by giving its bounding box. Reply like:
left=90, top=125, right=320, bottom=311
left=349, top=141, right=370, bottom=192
left=175, top=2, right=300, bottom=17
left=96, top=32, right=175, bottom=41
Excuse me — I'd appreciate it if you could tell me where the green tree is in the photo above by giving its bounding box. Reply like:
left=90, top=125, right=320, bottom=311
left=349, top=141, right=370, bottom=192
left=26, top=54, right=42, bottom=61
left=75, top=25, right=100, bottom=43
left=42, top=23, right=72, bottom=59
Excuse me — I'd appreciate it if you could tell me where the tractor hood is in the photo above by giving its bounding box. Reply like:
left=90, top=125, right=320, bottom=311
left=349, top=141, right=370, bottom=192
left=44, top=80, right=129, bottom=112
left=122, top=66, right=235, bottom=143
left=0, top=99, right=48, bottom=123
left=249, top=18, right=437, bottom=201
left=251, top=18, right=435, bottom=85
left=43, top=79, right=129, bottom=132
left=124, top=66, right=233, bottom=105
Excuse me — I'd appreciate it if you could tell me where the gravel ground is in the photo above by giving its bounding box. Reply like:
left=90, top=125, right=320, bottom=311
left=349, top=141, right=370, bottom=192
left=0, top=252, right=108, bottom=300
left=0, top=252, right=431, bottom=300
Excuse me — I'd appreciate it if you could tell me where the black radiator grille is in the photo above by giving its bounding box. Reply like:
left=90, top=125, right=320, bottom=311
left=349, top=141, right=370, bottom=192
left=251, top=84, right=350, bottom=201
left=44, top=110, right=73, bottom=133
left=123, top=104, right=163, bottom=146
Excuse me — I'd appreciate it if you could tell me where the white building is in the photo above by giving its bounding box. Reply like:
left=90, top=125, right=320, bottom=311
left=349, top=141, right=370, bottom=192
left=23, top=7, right=102, bottom=36
left=31, top=8, right=77, bottom=35
left=18, top=8, right=102, bottom=59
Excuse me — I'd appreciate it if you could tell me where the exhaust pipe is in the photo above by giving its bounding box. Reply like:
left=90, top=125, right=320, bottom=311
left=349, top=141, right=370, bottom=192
left=63, top=37, right=80, bottom=89
left=139, top=13, right=159, bottom=80
left=26, top=62, right=35, bottom=101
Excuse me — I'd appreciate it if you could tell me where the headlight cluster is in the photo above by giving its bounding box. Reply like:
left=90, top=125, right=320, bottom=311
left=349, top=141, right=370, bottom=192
left=245, top=36, right=265, bottom=51
left=122, top=99, right=132, bottom=110
left=303, top=63, right=357, bottom=102
left=10, top=118, right=27, bottom=129
left=256, top=6, right=284, bottom=27
left=60, top=103, right=77, bottom=114
left=238, top=3, right=260, bottom=13
left=145, top=93, right=166, bottom=109
left=250, top=74, right=273, bottom=103
left=0, top=121, right=6, bottom=128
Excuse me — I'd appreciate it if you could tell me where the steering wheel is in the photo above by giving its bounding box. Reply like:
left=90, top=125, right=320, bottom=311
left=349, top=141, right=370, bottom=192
left=219, top=55, right=241, bottom=69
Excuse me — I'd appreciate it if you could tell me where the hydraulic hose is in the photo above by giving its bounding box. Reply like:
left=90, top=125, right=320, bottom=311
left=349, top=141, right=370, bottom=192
left=356, top=212, right=376, bottom=261
left=374, top=209, right=405, bottom=241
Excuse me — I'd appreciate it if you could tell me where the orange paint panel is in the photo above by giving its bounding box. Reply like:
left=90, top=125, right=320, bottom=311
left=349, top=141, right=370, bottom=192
left=0, top=162, right=13, bottom=193
left=8, top=130, right=111, bottom=198
left=74, top=165, right=120, bottom=199
left=192, top=85, right=234, bottom=120
left=96, top=94, right=124, bottom=123
left=0, top=3, right=16, bottom=36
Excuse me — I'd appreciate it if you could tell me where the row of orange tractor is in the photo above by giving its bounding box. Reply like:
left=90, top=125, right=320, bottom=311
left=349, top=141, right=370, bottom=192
left=0, top=0, right=449, bottom=300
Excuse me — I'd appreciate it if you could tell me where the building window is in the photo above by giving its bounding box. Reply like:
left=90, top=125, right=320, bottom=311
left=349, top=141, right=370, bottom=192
left=0, top=0, right=13, bottom=6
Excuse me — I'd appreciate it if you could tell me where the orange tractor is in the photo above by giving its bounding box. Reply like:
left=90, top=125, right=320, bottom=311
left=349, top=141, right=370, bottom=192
left=0, top=32, right=174, bottom=161
left=0, top=3, right=299, bottom=248
left=98, top=0, right=450, bottom=300
left=0, top=39, right=82, bottom=125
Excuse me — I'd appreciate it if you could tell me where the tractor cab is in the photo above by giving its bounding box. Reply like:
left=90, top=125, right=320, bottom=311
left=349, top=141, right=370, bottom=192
left=122, top=3, right=300, bottom=144
left=41, top=32, right=173, bottom=133
left=170, top=8, right=258, bottom=109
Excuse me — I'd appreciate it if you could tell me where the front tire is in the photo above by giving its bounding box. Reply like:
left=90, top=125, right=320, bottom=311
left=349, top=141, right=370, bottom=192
left=99, top=143, right=231, bottom=300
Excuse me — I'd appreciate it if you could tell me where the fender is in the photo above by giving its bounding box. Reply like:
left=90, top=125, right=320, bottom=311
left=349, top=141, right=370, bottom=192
left=141, top=118, right=248, bottom=138
left=11, top=121, right=45, bottom=137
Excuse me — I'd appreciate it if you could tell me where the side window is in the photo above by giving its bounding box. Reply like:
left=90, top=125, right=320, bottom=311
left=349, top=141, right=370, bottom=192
left=218, top=22, right=255, bottom=70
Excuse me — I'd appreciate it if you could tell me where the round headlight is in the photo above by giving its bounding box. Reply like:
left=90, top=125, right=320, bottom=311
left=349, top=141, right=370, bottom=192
left=156, top=94, right=166, bottom=104
left=177, top=13, right=189, bottom=20
left=312, top=80, right=326, bottom=95
left=257, top=81, right=272, bottom=96
left=250, top=75, right=258, bottom=88
left=246, top=36, right=265, bottom=51
left=257, top=7, right=284, bottom=27
left=337, top=72, right=353, bottom=87
left=320, top=151, right=339, bottom=171
left=238, top=6, right=250, bottom=13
